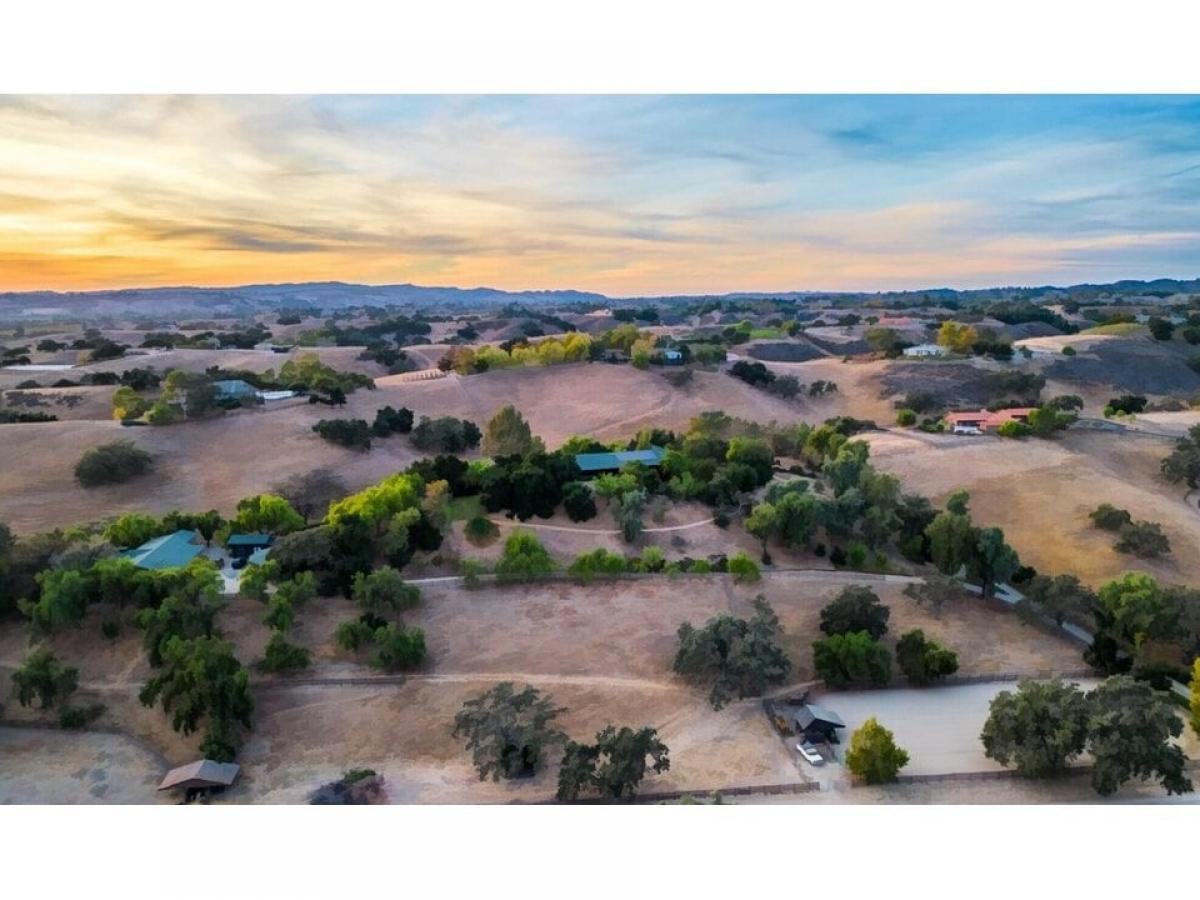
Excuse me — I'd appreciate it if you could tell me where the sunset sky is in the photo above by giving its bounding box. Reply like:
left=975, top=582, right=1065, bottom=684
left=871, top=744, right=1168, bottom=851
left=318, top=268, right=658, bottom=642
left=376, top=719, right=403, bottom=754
left=2, top=95, right=1199, bottom=296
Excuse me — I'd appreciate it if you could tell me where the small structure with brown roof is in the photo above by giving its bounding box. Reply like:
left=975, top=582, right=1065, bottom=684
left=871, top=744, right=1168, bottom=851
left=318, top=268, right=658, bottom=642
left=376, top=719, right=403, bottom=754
left=158, top=759, right=240, bottom=793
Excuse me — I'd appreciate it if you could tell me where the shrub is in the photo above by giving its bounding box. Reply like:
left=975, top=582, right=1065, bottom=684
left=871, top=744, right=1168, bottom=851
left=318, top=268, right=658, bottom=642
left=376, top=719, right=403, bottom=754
left=495, top=531, right=556, bottom=583
left=1062, top=345, right=1077, bottom=356
left=313, top=418, right=372, bottom=451
left=997, top=420, right=1033, bottom=439
left=562, top=482, right=597, bottom=522
left=1114, top=520, right=1171, bottom=558
left=895, top=408, right=917, bottom=427
left=727, top=551, right=761, bottom=583
left=1089, top=503, right=1132, bottom=531
left=464, top=514, right=499, bottom=546
left=895, top=629, right=959, bottom=685
left=259, top=632, right=311, bottom=673
left=74, top=441, right=154, bottom=487
left=58, top=703, right=105, bottom=729
left=568, top=548, right=630, bottom=583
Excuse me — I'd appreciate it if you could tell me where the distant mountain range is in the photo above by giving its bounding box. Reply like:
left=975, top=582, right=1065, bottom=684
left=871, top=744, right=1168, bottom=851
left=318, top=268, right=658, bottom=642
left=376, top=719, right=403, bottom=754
left=2, top=276, right=1198, bottom=320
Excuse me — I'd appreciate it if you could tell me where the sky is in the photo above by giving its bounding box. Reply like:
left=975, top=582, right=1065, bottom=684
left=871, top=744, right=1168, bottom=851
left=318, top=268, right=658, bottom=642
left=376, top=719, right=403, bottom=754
left=1, top=95, right=1199, bottom=297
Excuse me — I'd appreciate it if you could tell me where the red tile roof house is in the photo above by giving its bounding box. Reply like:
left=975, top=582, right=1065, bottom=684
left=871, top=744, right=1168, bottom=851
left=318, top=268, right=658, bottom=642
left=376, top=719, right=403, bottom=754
left=944, top=407, right=1035, bottom=434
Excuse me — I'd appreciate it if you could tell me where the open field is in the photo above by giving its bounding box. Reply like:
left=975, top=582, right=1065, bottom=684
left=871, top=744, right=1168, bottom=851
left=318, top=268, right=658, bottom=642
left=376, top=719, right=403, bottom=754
left=0, top=571, right=1084, bottom=803
left=867, top=427, right=1200, bottom=588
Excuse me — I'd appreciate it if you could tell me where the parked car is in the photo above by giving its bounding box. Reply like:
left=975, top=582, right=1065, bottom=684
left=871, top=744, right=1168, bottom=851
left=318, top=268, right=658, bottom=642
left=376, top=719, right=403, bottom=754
left=796, top=743, right=824, bottom=766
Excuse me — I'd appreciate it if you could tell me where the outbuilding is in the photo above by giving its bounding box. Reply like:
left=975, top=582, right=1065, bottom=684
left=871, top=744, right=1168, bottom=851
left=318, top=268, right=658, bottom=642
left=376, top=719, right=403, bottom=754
left=158, top=759, right=240, bottom=802
left=574, top=446, right=666, bottom=476
left=793, top=704, right=846, bottom=744
left=227, top=532, right=274, bottom=561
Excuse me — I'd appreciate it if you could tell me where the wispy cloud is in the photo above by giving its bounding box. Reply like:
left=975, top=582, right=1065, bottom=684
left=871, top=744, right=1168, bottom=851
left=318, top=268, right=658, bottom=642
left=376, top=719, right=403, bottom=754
left=0, top=95, right=1198, bottom=295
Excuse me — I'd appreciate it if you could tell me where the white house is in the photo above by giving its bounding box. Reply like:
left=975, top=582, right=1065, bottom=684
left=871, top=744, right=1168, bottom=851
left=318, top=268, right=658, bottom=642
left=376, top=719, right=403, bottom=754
left=902, top=343, right=948, bottom=358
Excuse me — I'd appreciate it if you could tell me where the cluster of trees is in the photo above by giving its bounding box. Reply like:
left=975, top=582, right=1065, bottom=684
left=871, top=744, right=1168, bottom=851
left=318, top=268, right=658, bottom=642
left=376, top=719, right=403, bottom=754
left=981, top=676, right=1192, bottom=796
left=331, top=566, right=426, bottom=672
left=726, top=360, right=837, bottom=400
left=311, top=406, right=420, bottom=451
left=10, top=647, right=101, bottom=728
left=411, top=416, right=482, bottom=453
left=811, top=586, right=959, bottom=688
left=437, top=332, right=593, bottom=374
left=1103, top=394, right=1147, bottom=418
left=1089, top=504, right=1171, bottom=559
left=673, top=597, right=791, bottom=709
left=452, top=682, right=670, bottom=801
left=744, top=434, right=929, bottom=572
left=922, top=491, right=1020, bottom=598
left=995, top=405, right=1077, bottom=439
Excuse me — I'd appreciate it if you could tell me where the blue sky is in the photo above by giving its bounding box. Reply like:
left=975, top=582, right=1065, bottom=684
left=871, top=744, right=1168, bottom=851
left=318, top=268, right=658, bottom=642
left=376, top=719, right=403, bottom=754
left=1, top=95, right=1198, bottom=294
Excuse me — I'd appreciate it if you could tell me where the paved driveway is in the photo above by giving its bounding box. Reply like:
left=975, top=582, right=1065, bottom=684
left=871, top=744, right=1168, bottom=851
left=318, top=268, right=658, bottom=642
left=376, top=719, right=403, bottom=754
left=815, top=679, right=1098, bottom=777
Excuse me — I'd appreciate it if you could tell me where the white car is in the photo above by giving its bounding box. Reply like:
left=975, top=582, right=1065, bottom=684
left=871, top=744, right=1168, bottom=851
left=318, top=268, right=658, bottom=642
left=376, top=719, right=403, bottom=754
left=796, top=743, right=824, bottom=766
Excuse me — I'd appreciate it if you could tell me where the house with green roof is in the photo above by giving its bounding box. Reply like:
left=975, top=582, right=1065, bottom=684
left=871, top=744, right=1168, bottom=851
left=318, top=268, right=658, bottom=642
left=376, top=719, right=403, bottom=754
left=121, top=529, right=205, bottom=570
left=227, top=532, right=274, bottom=561
left=574, top=446, right=666, bottom=476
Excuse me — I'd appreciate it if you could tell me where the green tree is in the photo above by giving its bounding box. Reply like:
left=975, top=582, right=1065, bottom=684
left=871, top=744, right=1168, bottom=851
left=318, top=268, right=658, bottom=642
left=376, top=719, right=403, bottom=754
left=937, top=320, right=978, bottom=354
left=895, top=629, right=959, bottom=685
left=812, top=631, right=892, bottom=687
left=980, top=679, right=1089, bottom=777
left=1161, top=424, right=1200, bottom=488
left=1089, top=503, right=1132, bottom=531
left=969, top=526, right=1020, bottom=598
left=231, top=493, right=305, bottom=536
left=494, top=531, right=556, bottom=583
left=818, top=585, right=890, bottom=640
left=1096, top=571, right=1181, bottom=647
left=1114, top=520, right=1171, bottom=558
left=612, top=488, right=647, bottom=543
left=1086, top=675, right=1192, bottom=796
left=138, top=636, right=253, bottom=761
left=103, top=513, right=164, bottom=549
left=895, top=408, right=917, bottom=427
left=1020, top=574, right=1095, bottom=628
left=368, top=623, right=427, bottom=671
left=562, top=482, right=597, bottom=522
left=845, top=717, right=910, bottom=784
left=1190, top=658, right=1200, bottom=739
left=745, top=502, right=780, bottom=555
left=74, top=440, right=154, bottom=487
left=925, top=510, right=974, bottom=576
left=556, top=725, right=671, bottom=801
left=351, top=566, right=420, bottom=615
left=452, top=682, right=566, bottom=781
left=111, top=385, right=149, bottom=421
left=11, top=648, right=78, bottom=709
left=673, top=597, right=791, bottom=709
left=482, top=404, right=544, bottom=457
left=21, top=568, right=91, bottom=636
